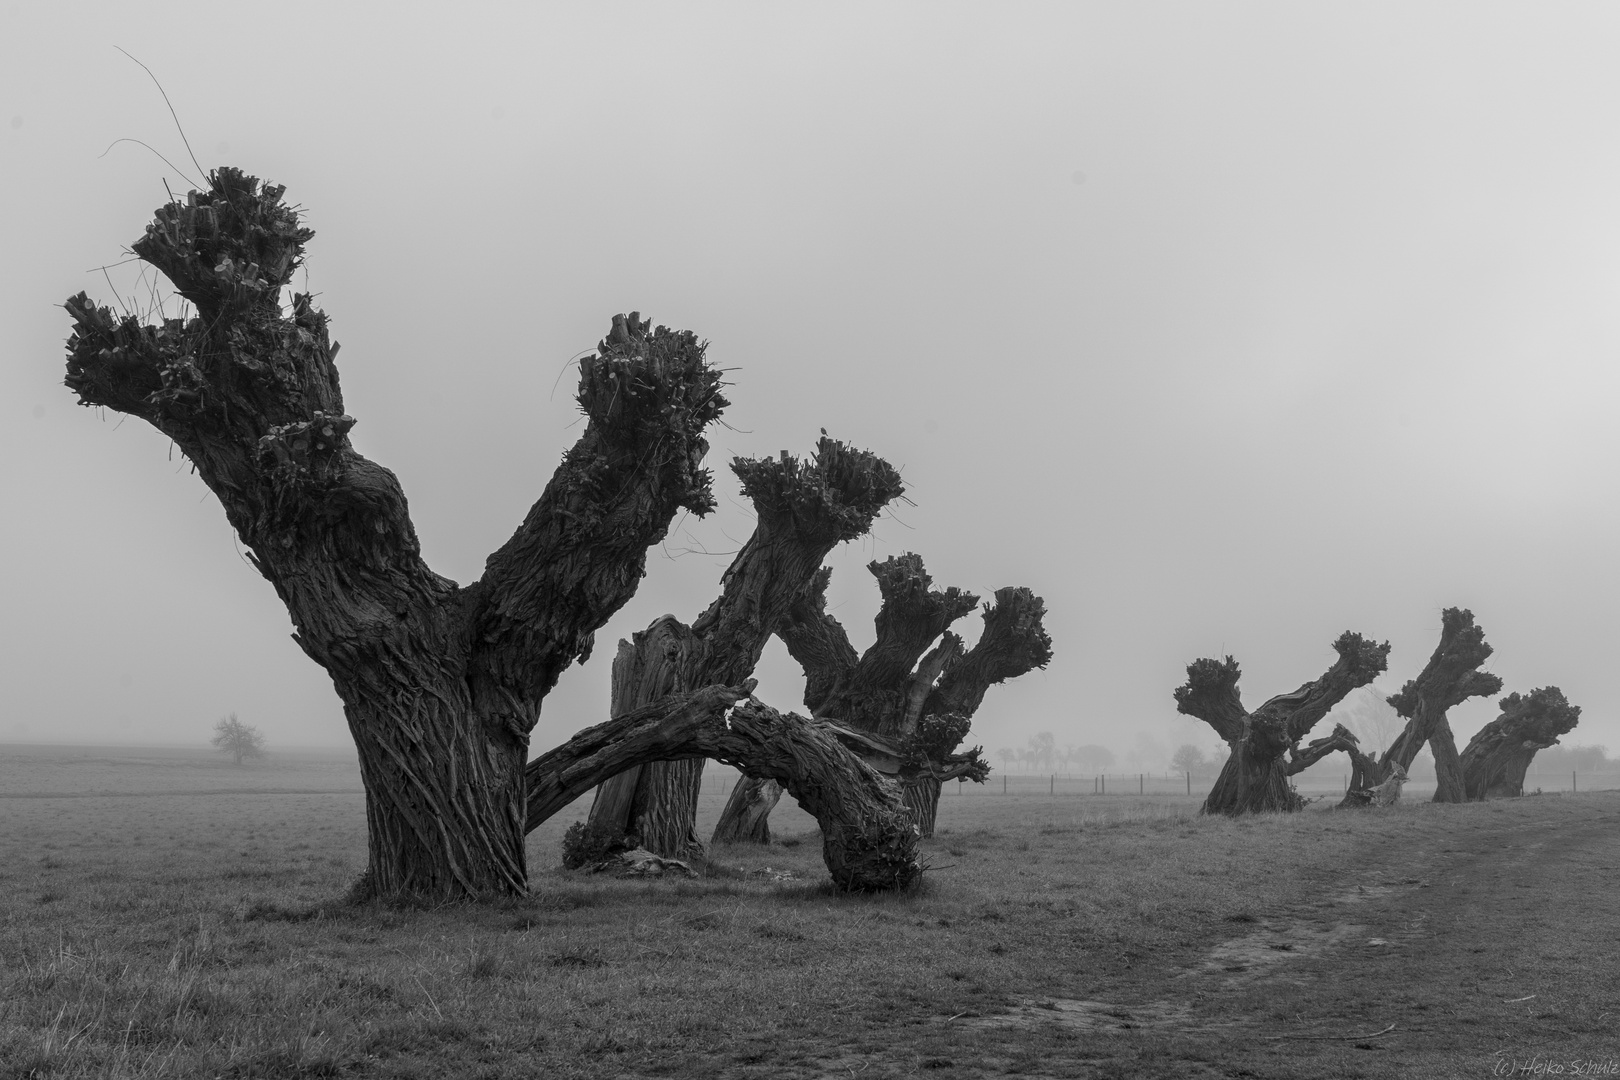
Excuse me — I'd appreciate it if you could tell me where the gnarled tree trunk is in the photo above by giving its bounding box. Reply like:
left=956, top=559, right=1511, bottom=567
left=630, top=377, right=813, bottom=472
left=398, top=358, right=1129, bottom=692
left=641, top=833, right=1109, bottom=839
left=1174, top=633, right=1391, bottom=815
left=717, top=557, right=1052, bottom=840
left=64, top=167, right=789, bottom=899
left=1459, top=687, right=1580, bottom=799
left=524, top=685, right=921, bottom=890
left=585, top=437, right=905, bottom=858
left=1339, top=608, right=1502, bottom=807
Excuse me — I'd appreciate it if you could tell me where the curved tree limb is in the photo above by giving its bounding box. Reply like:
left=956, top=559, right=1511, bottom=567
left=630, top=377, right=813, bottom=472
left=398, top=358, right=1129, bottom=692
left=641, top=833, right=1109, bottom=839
left=526, top=684, right=922, bottom=891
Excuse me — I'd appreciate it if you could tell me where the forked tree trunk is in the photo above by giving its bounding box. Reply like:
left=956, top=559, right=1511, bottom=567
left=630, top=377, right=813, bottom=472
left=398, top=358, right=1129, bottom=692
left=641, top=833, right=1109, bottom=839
left=64, top=168, right=735, bottom=899
left=1175, top=633, right=1391, bottom=816
left=1339, top=608, right=1502, bottom=808
left=1459, top=687, right=1580, bottom=800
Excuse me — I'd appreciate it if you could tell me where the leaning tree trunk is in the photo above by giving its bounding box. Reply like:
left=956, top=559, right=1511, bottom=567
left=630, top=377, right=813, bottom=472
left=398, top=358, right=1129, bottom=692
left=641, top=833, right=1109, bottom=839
left=526, top=684, right=922, bottom=890
left=587, top=621, right=706, bottom=858
left=717, top=557, right=1051, bottom=841
left=586, top=438, right=906, bottom=858
left=1174, top=633, right=1391, bottom=816
left=1339, top=608, right=1502, bottom=808
left=1459, top=687, right=1580, bottom=799
left=712, top=778, right=783, bottom=844
left=64, top=168, right=730, bottom=899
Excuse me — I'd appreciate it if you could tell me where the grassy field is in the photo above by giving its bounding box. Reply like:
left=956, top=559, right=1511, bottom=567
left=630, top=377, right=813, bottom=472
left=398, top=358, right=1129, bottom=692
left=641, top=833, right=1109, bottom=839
left=1, top=745, right=1616, bottom=1078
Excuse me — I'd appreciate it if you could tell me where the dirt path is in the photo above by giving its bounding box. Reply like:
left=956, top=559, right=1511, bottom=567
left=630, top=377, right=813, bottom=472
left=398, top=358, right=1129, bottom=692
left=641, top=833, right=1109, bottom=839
left=960, top=795, right=1620, bottom=1078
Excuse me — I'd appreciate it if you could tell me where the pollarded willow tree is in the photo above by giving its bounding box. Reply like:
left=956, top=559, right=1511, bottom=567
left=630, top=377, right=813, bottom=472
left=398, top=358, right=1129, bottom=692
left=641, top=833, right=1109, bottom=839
left=1173, top=632, right=1391, bottom=815
left=62, top=167, right=924, bottom=897
left=715, top=554, right=1053, bottom=841
left=1338, top=608, right=1502, bottom=807
left=1458, top=687, right=1581, bottom=800
left=580, top=436, right=907, bottom=859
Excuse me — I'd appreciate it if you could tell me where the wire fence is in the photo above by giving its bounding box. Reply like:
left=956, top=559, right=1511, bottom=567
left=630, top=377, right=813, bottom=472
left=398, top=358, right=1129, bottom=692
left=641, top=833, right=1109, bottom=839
left=700, top=768, right=1620, bottom=801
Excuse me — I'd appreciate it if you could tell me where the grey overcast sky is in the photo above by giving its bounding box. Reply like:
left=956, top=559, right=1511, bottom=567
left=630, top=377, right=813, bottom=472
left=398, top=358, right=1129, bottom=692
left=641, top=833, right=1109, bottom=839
left=3, top=2, right=1618, bottom=766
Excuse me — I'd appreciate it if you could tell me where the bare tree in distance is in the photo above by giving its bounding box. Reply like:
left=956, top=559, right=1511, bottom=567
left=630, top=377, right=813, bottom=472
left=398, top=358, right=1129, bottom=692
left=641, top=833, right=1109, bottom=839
left=63, top=167, right=927, bottom=897
left=1325, top=684, right=1403, bottom=756
left=1170, top=743, right=1207, bottom=777
left=1174, top=632, right=1390, bottom=815
left=211, top=713, right=264, bottom=765
left=1072, top=744, right=1115, bottom=774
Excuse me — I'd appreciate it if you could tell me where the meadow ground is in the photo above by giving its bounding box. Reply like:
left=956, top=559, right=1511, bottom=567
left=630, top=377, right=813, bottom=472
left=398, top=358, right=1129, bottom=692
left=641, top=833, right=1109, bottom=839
left=1, top=745, right=1616, bottom=1079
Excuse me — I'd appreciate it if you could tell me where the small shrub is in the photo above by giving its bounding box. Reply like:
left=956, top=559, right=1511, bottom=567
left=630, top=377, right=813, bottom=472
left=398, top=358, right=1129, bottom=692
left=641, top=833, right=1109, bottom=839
left=561, top=821, right=631, bottom=870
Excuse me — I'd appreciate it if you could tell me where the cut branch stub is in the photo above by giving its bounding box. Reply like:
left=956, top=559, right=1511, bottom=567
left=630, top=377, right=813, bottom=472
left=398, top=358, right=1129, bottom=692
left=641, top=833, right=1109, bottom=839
left=132, top=167, right=312, bottom=318
left=731, top=433, right=905, bottom=544
left=1459, top=687, right=1581, bottom=799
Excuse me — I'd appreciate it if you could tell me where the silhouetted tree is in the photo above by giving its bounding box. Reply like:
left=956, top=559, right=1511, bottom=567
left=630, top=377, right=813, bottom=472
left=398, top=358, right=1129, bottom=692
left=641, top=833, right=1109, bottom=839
left=1459, top=687, right=1580, bottom=799
left=211, top=713, right=264, bottom=765
left=64, top=168, right=924, bottom=897
left=1170, top=743, right=1206, bottom=776
left=1073, top=744, right=1115, bottom=774
left=1175, top=632, right=1390, bottom=814
left=1339, top=609, right=1501, bottom=807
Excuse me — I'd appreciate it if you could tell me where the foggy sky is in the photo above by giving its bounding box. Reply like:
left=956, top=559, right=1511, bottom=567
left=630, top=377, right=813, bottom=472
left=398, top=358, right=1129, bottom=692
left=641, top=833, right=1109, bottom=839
left=3, top=2, right=1618, bottom=765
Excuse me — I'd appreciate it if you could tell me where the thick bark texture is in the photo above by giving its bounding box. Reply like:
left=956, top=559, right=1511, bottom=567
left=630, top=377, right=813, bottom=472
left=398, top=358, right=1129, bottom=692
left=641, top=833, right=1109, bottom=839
left=585, top=437, right=905, bottom=857
left=525, top=685, right=922, bottom=890
left=65, top=169, right=726, bottom=899
left=712, top=778, right=783, bottom=844
left=1340, top=608, right=1502, bottom=807
left=1175, top=633, right=1390, bottom=815
left=719, top=555, right=1053, bottom=839
left=1459, top=687, right=1580, bottom=799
